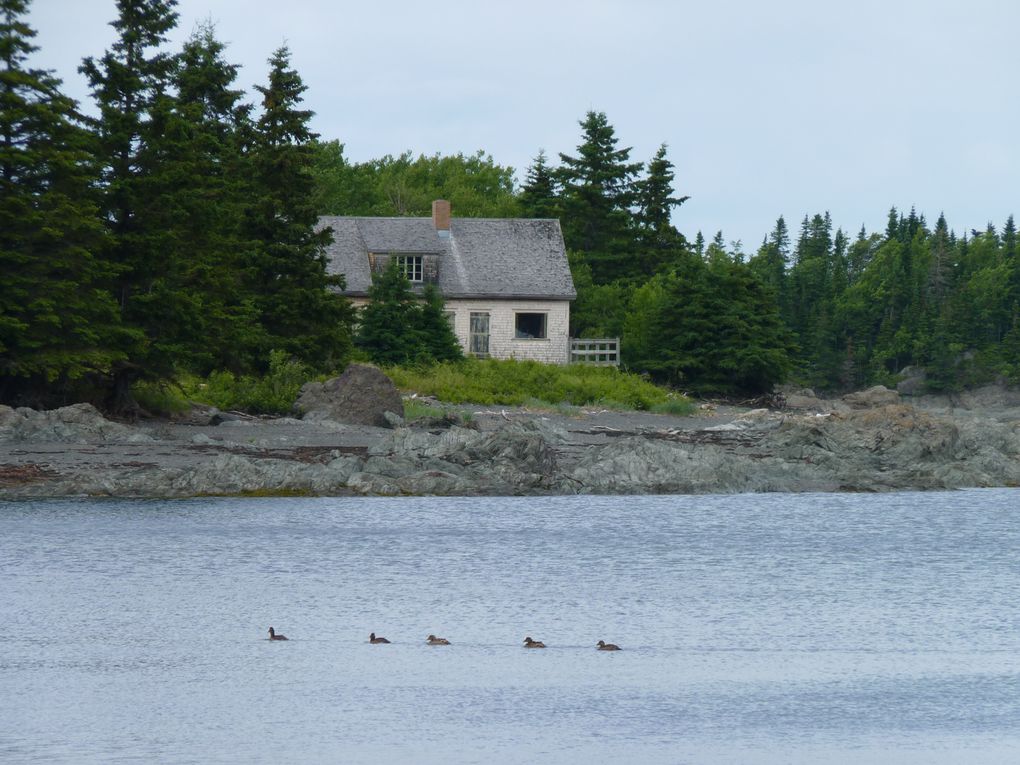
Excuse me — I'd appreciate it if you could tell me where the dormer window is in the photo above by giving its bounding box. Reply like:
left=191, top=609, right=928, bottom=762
left=395, top=254, right=424, bottom=282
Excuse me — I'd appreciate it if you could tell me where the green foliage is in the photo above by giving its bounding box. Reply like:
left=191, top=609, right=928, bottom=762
left=130, top=380, right=191, bottom=416
left=0, top=0, right=124, bottom=405
left=518, top=149, right=559, bottom=219
left=624, top=255, right=793, bottom=395
left=557, top=111, right=643, bottom=283
left=78, top=0, right=181, bottom=406
left=186, top=350, right=318, bottom=414
left=312, top=143, right=519, bottom=218
left=355, top=261, right=462, bottom=366
left=246, top=46, right=355, bottom=372
left=385, top=358, right=687, bottom=411
left=567, top=253, right=633, bottom=337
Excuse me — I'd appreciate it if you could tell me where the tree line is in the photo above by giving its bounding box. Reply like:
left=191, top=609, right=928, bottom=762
left=2, top=0, right=354, bottom=409
left=4, top=0, right=1016, bottom=409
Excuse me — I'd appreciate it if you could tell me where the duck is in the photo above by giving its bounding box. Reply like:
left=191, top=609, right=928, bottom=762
left=268, top=627, right=288, bottom=641
left=523, top=636, right=546, bottom=648
left=426, top=634, right=451, bottom=645
left=596, top=640, right=621, bottom=651
left=369, top=632, right=390, bottom=644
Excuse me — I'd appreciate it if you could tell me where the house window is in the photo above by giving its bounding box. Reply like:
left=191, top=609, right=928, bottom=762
left=443, top=310, right=456, bottom=329
left=469, top=312, right=490, bottom=357
left=395, top=254, right=423, bottom=282
left=515, top=312, right=548, bottom=339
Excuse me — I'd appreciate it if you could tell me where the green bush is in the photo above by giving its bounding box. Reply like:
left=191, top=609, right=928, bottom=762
left=185, top=351, right=321, bottom=415
left=131, top=381, right=192, bottom=416
left=385, top=358, right=691, bottom=412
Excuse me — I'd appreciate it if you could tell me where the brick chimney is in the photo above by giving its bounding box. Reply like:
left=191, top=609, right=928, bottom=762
left=432, top=199, right=451, bottom=233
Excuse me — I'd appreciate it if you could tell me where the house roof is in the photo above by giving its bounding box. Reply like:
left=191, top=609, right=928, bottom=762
left=319, top=216, right=576, bottom=300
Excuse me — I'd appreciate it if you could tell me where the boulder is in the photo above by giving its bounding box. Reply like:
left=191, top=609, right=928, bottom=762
left=0, top=403, right=152, bottom=443
left=896, top=366, right=927, bottom=396
left=842, top=385, right=900, bottom=409
left=295, top=364, right=404, bottom=427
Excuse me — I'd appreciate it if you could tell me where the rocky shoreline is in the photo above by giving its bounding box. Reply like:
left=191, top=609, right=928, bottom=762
left=3, top=382, right=1020, bottom=499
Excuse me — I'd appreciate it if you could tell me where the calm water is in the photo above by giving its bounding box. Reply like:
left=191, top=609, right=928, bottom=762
left=2, top=491, right=1020, bottom=764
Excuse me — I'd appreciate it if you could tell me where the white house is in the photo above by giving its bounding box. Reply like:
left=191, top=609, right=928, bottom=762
left=319, top=200, right=576, bottom=364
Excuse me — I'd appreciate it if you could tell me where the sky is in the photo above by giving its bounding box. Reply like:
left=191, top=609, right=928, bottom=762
left=25, top=0, right=1020, bottom=250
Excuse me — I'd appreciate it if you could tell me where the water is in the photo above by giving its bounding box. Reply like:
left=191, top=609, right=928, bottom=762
left=2, top=491, right=1020, bottom=764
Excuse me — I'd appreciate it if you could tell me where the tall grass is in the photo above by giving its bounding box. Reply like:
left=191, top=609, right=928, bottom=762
left=181, top=351, right=319, bottom=415
left=385, top=358, right=692, bottom=413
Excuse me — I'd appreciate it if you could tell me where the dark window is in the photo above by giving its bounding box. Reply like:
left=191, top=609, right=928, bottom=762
left=515, top=312, right=547, bottom=339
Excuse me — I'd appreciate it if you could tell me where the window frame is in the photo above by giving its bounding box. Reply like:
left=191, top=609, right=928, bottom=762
left=394, top=254, right=424, bottom=283
left=514, top=311, right=549, bottom=340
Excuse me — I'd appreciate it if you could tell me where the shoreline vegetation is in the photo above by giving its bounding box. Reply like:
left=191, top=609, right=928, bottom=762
left=4, top=0, right=1020, bottom=417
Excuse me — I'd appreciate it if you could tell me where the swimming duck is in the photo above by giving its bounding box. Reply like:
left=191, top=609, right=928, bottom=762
left=523, top=636, right=546, bottom=648
left=597, top=640, right=621, bottom=651
left=426, top=634, right=451, bottom=645
left=268, top=627, right=288, bottom=641
left=369, top=632, right=390, bottom=644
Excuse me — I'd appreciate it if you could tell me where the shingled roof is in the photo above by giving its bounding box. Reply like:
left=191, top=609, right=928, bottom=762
left=318, top=215, right=576, bottom=300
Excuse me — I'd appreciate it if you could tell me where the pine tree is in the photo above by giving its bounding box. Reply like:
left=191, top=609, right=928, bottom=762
left=557, top=111, right=642, bottom=283
left=518, top=149, right=559, bottom=219
left=247, top=45, right=353, bottom=371
left=0, top=0, right=122, bottom=404
left=147, top=23, right=262, bottom=374
left=417, top=284, right=463, bottom=363
left=748, top=216, right=790, bottom=318
left=635, top=143, right=688, bottom=232
left=78, top=0, right=181, bottom=408
left=1003, top=215, right=1017, bottom=260
left=633, top=143, right=689, bottom=275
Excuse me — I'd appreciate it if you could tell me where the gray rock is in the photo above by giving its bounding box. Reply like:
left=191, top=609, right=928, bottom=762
left=296, top=364, right=404, bottom=427
left=0, top=403, right=152, bottom=444
left=896, top=367, right=927, bottom=396
left=842, top=385, right=900, bottom=408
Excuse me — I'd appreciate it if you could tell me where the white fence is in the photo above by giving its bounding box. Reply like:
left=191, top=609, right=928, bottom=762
left=569, top=337, right=620, bottom=366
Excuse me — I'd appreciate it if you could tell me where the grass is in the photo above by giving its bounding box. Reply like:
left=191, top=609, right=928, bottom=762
left=145, top=356, right=694, bottom=419
left=131, top=380, right=192, bottom=417
left=385, top=358, right=694, bottom=414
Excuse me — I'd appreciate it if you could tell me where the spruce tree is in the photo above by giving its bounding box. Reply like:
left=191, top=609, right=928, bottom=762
left=635, top=143, right=688, bottom=231
left=518, top=149, right=559, bottom=219
left=0, top=0, right=122, bottom=404
left=79, top=0, right=181, bottom=408
left=247, top=45, right=354, bottom=371
left=355, top=260, right=421, bottom=365
left=557, top=111, right=642, bottom=283
left=149, top=23, right=262, bottom=374
left=417, top=284, right=463, bottom=363
left=633, top=143, right=689, bottom=275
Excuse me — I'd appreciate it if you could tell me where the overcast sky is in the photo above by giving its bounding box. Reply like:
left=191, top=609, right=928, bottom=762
left=26, top=0, right=1020, bottom=250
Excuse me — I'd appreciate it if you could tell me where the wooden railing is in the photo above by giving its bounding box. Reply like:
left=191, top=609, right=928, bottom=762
left=570, top=337, right=620, bottom=366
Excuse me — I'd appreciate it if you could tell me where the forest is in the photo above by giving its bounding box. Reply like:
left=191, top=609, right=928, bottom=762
left=3, top=0, right=1018, bottom=411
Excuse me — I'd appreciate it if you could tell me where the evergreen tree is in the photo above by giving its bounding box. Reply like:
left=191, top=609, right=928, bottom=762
left=557, top=111, right=642, bottom=283
left=748, top=215, right=789, bottom=317
left=518, top=149, right=559, bottom=219
left=147, top=23, right=262, bottom=374
left=79, top=0, right=181, bottom=408
left=417, top=284, right=463, bottom=363
left=624, top=255, right=791, bottom=394
left=1003, top=215, right=1017, bottom=260
left=633, top=143, right=689, bottom=275
left=355, top=261, right=461, bottom=365
left=635, top=143, right=688, bottom=232
left=0, top=0, right=122, bottom=404
left=246, top=45, right=354, bottom=371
